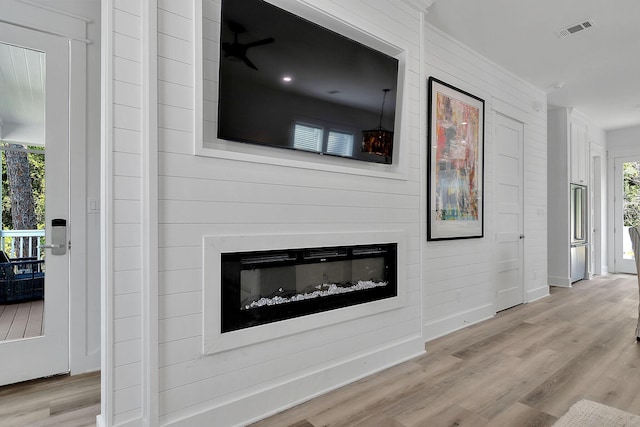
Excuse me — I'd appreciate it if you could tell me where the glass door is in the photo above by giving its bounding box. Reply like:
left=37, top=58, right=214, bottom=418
left=614, top=157, right=640, bottom=274
left=0, top=23, right=70, bottom=386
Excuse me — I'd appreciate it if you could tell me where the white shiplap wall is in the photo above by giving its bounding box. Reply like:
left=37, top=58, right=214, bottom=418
left=104, top=0, right=549, bottom=425
left=155, top=1, right=424, bottom=426
left=109, top=0, right=144, bottom=424
left=422, top=23, right=548, bottom=340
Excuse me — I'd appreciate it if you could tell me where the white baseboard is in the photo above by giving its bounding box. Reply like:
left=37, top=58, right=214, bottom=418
left=526, top=285, right=550, bottom=303
left=162, top=335, right=425, bottom=427
left=423, top=304, right=494, bottom=342
left=95, top=414, right=142, bottom=427
left=548, top=275, right=572, bottom=288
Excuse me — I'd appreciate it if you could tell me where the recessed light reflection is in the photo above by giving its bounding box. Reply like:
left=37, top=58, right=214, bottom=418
left=282, top=76, right=292, bottom=82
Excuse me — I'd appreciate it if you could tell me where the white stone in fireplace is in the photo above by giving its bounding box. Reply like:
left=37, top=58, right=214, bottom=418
left=202, top=231, right=407, bottom=354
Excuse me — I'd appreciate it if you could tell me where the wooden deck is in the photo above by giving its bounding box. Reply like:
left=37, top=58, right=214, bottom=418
left=0, top=300, right=44, bottom=341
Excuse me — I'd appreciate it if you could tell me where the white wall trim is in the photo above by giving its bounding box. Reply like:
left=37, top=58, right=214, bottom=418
left=162, top=335, right=424, bottom=426
left=17, top=0, right=93, bottom=23
left=526, top=285, right=550, bottom=303
left=401, top=0, right=435, bottom=12
left=68, top=37, right=96, bottom=374
left=192, top=0, right=202, bottom=158
left=203, top=231, right=408, bottom=354
left=608, top=146, right=640, bottom=158
left=492, top=96, right=543, bottom=125
left=142, top=0, right=159, bottom=424
left=423, top=304, right=494, bottom=342
left=549, top=276, right=572, bottom=288
left=0, top=17, right=91, bottom=44
left=99, top=0, right=114, bottom=425
left=418, top=6, right=427, bottom=343
left=193, top=0, right=411, bottom=182
left=2, top=0, right=93, bottom=44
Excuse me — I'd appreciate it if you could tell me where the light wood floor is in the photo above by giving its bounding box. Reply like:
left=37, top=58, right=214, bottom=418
left=2, top=275, right=640, bottom=426
left=0, top=371, right=100, bottom=427
left=0, top=300, right=44, bottom=341
left=252, top=274, right=640, bottom=427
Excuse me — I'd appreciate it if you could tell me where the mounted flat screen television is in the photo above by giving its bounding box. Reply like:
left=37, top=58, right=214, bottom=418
left=217, top=0, right=400, bottom=164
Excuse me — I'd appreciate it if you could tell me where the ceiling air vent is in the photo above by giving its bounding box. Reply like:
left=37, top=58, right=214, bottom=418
left=555, top=19, right=596, bottom=38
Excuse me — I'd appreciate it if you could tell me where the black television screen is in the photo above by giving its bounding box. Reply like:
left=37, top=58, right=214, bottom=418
left=217, top=0, right=400, bottom=164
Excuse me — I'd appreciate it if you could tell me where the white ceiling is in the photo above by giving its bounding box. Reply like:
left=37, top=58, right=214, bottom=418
left=426, top=0, right=640, bottom=131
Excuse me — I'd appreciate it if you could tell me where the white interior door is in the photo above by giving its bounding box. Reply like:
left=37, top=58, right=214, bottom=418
left=0, top=23, right=70, bottom=385
left=495, top=113, right=524, bottom=311
left=613, top=156, right=640, bottom=274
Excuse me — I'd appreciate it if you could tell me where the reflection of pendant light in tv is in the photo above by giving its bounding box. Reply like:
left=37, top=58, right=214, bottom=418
left=362, top=89, right=394, bottom=160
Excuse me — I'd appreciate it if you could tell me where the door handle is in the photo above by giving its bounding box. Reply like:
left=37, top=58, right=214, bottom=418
left=41, top=218, right=67, bottom=255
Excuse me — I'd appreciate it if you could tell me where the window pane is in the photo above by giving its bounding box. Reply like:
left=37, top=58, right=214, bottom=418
left=327, top=131, right=353, bottom=157
left=293, top=124, right=322, bottom=152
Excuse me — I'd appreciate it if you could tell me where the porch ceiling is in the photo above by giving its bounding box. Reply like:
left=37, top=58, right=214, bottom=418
left=0, top=42, right=45, bottom=145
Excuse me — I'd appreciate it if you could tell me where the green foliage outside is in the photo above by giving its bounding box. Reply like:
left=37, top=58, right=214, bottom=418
left=624, top=161, right=640, bottom=227
left=1, top=145, right=45, bottom=230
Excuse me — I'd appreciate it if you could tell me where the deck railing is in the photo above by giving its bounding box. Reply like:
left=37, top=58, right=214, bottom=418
left=0, top=229, right=46, bottom=259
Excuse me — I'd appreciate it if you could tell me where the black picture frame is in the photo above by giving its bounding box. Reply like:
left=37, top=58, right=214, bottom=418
left=427, top=77, right=485, bottom=241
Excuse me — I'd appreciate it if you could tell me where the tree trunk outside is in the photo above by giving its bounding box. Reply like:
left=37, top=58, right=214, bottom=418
left=5, top=144, right=37, bottom=258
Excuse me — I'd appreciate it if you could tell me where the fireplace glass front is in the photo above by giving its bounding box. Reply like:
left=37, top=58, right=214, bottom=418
left=221, top=243, right=397, bottom=332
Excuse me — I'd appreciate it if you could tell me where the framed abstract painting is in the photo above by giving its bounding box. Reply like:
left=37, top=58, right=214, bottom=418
left=427, top=77, right=484, bottom=241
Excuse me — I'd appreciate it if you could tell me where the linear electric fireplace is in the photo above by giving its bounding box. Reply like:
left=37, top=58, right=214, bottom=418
left=221, top=243, right=397, bottom=332
left=203, top=232, right=405, bottom=354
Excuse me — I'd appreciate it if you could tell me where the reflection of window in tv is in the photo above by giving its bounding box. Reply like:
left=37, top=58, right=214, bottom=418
left=293, top=122, right=354, bottom=157
left=293, top=123, right=323, bottom=152
left=327, top=131, right=354, bottom=157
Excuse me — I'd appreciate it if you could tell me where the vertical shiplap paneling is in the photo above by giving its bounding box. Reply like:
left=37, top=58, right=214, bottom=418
left=155, top=0, right=424, bottom=425
left=111, top=0, right=143, bottom=424
left=422, top=23, right=548, bottom=340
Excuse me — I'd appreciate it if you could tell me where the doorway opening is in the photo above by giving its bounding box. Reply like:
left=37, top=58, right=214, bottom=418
left=623, top=161, right=640, bottom=261
left=614, top=157, right=640, bottom=273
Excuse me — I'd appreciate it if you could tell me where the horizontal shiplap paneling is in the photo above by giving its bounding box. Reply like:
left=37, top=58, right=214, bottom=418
left=422, top=22, right=547, bottom=339
left=110, top=0, right=143, bottom=422
left=155, top=0, right=424, bottom=424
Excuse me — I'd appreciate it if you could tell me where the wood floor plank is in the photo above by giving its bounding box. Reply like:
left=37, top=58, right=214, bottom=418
left=29, top=403, right=100, bottom=427
left=0, top=372, right=100, bottom=427
left=0, top=407, right=50, bottom=427
left=406, top=403, right=489, bottom=427
left=253, top=275, right=640, bottom=426
left=487, top=402, right=556, bottom=427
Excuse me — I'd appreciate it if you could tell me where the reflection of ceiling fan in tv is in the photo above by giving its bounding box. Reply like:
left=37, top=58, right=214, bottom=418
left=221, top=21, right=275, bottom=70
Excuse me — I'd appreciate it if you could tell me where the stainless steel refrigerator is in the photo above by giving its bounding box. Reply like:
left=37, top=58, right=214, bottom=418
left=570, top=183, right=588, bottom=282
